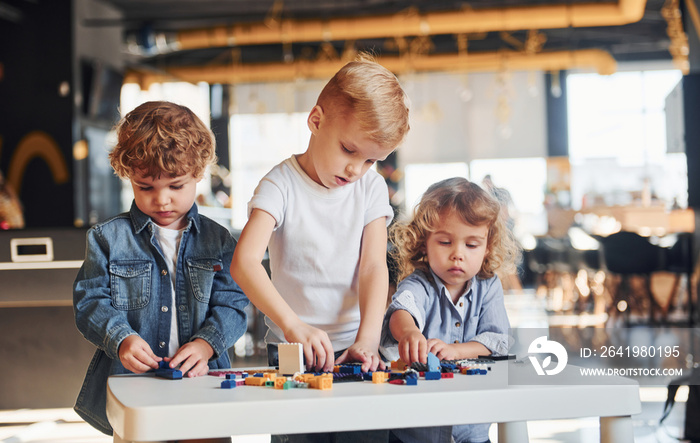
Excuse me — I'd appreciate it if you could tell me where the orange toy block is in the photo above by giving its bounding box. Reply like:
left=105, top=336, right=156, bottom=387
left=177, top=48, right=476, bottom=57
left=372, top=371, right=388, bottom=384
left=245, top=377, right=266, bottom=386
left=390, top=358, right=408, bottom=371
left=274, top=376, right=287, bottom=389
left=317, top=374, right=333, bottom=390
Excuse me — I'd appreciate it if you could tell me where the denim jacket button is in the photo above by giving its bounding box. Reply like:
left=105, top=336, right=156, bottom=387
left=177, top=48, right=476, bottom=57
left=161, top=306, right=168, bottom=313
left=161, top=269, right=167, bottom=276
left=178, top=305, right=186, bottom=312
left=159, top=341, right=166, bottom=348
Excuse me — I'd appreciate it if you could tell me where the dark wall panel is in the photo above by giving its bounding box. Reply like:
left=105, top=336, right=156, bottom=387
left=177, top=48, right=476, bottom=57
left=0, top=0, right=74, bottom=227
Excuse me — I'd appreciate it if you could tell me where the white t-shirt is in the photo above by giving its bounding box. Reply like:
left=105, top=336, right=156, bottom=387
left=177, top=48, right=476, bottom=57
left=248, top=155, right=394, bottom=350
left=154, top=225, right=184, bottom=357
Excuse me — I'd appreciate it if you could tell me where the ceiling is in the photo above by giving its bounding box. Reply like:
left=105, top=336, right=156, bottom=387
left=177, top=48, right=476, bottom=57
left=94, top=0, right=687, bottom=84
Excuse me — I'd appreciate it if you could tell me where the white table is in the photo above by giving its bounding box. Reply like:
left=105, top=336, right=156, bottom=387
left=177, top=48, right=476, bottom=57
left=106, top=361, right=641, bottom=443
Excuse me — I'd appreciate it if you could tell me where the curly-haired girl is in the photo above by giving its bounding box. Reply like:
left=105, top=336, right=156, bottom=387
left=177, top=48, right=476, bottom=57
left=381, top=176, right=521, bottom=443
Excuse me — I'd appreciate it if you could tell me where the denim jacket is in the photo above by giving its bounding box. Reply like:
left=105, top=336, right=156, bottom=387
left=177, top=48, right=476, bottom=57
left=73, top=202, right=248, bottom=435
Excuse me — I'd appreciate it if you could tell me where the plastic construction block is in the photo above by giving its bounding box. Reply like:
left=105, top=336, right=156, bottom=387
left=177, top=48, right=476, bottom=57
left=391, top=358, right=408, bottom=371
left=155, top=362, right=182, bottom=380
left=221, top=379, right=237, bottom=389
left=332, top=373, right=364, bottom=383
left=315, top=374, right=333, bottom=390
left=440, top=361, right=457, bottom=372
left=405, top=377, right=418, bottom=385
left=274, top=376, right=288, bottom=389
left=338, top=364, right=362, bottom=374
left=278, top=343, right=304, bottom=375
left=245, top=377, right=266, bottom=386
left=372, top=372, right=388, bottom=384
left=427, top=352, right=440, bottom=372
left=389, top=379, right=405, bottom=385
left=410, top=362, right=429, bottom=372
left=441, top=372, right=454, bottom=379
left=226, top=373, right=237, bottom=380
left=404, top=370, right=418, bottom=380
left=424, top=371, right=441, bottom=380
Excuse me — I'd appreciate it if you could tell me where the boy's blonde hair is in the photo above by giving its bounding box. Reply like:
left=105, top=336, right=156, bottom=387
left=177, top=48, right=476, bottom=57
left=109, top=101, right=216, bottom=180
left=390, top=177, right=521, bottom=282
left=316, top=53, right=410, bottom=149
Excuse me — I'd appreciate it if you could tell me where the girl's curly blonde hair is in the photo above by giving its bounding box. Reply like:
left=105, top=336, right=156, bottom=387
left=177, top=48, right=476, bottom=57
left=390, top=177, right=521, bottom=283
left=109, top=101, right=216, bottom=180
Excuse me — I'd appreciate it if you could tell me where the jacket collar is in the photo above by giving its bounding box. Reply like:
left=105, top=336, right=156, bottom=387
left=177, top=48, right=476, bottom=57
left=129, top=201, right=200, bottom=234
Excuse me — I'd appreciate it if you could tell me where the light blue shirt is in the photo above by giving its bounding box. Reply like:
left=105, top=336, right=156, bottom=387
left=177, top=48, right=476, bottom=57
left=380, top=268, right=511, bottom=443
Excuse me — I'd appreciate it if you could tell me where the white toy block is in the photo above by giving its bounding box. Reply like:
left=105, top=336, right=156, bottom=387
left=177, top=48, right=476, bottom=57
left=278, top=342, right=304, bottom=375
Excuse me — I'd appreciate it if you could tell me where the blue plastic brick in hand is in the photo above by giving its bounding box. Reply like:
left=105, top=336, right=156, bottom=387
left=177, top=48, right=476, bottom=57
left=155, top=361, right=183, bottom=380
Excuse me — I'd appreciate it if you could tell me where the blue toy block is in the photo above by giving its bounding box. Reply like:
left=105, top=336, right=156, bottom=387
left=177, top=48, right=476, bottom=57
left=363, top=372, right=373, bottom=381
left=479, top=369, right=488, bottom=375
left=440, top=361, right=457, bottom=371
left=424, top=371, right=441, bottom=380
left=226, top=373, right=237, bottom=379
left=155, top=367, right=183, bottom=380
left=339, top=364, right=362, bottom=374
left=221, top=379, right=237, bottom=389
left=405, top=377, right=418, bottom=385
left=427, top=352, right=440, bottom=372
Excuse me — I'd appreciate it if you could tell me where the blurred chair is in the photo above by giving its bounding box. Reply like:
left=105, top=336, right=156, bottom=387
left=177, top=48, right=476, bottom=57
left=598, top=231, right=666, bottom=325
left=663, top=232, right=696, bottom=325
left=527, top=236, right=576, bottom=312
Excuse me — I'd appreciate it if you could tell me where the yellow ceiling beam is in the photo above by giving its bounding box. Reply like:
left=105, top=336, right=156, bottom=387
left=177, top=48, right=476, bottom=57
left=175, top=0, right=647, bottom=50
left=124, top=49, right=616, bottom=87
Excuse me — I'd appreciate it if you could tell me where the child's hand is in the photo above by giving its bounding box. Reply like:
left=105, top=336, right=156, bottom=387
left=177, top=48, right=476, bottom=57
left=398, top=330, right=428, bottom=364
left=284, top=322, right=335, bottom=372
left=427, top=338, right=459, bottom=361
left=335, top=341, right=386, bottom=373
left=165, top=338, right=214, bottom=377
left=118, top=335, right=162, bottom=373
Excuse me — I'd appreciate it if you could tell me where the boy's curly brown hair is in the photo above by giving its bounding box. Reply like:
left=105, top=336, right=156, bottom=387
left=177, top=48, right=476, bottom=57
left=109, top=101, right=216, bottom=179
left=390, top=177, right=521, bottom=282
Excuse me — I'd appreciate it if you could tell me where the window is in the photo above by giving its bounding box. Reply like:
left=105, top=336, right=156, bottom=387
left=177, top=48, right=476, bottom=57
left=230, top=112, right=309, bottom=229
left=566, top=69, right=687, bottom=210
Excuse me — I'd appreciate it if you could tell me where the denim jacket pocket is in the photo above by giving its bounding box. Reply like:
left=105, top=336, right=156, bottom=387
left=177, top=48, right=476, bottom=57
left=187, top=258, right=222, bottom=303
left=109, top=261, right=152, bottom=310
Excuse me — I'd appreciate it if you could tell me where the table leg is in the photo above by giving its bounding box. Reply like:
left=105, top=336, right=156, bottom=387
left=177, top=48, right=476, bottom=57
left=600, top=415, right=634, bottom=443
left=497, top=421, right=529, bottom=443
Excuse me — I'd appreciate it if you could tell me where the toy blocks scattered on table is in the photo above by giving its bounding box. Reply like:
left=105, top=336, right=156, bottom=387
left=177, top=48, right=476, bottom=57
left=214, top=355, right=494, bottom=390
